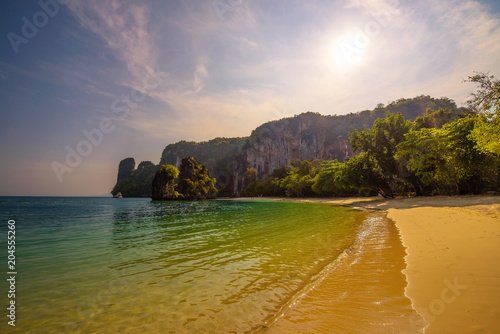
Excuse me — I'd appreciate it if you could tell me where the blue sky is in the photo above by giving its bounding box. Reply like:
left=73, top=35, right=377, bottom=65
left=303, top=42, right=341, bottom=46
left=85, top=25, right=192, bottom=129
left=1, top=0, right=500, bottom=196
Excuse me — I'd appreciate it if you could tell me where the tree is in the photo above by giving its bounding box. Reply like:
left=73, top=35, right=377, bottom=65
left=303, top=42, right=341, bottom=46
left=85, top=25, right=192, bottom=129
left=465, top=72, right=500, bottom=155
left=162, top=164, right=180, bottom=179
left=341, top=153, right=390, bottom=196
left=443, top=117, right=497, bottom=193
left=412, top=107, right=457, bottom=130
left=278, top=160, right=321, bottom=197
left=349, top=112, right=412, bottom=196
left=396, top=127, right=454, bottom=194
left=280, top=173, right=303, bottom=197
left=350, top=112, right=411, bottom=176
left=472, top=121, right=500, bottom=155
left=312, top=161, right=346, bottom=196
left=465, top=72, right=500, bottom=116
left=242, top=168, right=258, bottom=196
left=396, top=117, right=497, bottom=194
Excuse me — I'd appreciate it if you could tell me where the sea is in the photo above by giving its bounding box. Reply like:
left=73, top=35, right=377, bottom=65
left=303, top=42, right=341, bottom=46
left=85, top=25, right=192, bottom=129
left=0, top=197, right=425, bottom=333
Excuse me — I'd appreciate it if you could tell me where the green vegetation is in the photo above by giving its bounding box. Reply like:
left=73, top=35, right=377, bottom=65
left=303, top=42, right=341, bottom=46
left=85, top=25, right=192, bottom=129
left=151, top=165, right=180, bottom=201
left=242, top=73, right=500, bottom=197
left=112, top=162, right=158, bottom=197
left=152, top=157, right=217, bottom=201
left=176, top=157, right=218, bottom=200
left=466, top=72, right=500, bottom=155
left=160, top=137, right=246, bottom=195
left=113, top=81, right=499, bottom=198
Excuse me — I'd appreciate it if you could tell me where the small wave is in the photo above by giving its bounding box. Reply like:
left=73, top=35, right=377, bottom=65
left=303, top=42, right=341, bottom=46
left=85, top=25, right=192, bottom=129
left=262, top=211, right=427, bottom=334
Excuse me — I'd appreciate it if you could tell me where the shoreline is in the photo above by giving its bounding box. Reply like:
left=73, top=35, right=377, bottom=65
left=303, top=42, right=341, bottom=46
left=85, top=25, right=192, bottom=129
left=338, top=195, right=500, bottom=333
left=230, top=195, right=500, bottom=333
left=264, top=208, right=425, bottom=333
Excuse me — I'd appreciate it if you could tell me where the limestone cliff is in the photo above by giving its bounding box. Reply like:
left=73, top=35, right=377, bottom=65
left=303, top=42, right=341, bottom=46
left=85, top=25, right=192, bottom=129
left=112, top=159, right=159, bottom=197
left=151, top=166, right=177, bottom=201
left=159, top=137, right=246, bottom=195
left=137, top=161, right=154, bottom=170
left=232, top=112, right=349, bottom=195
left=111, top=95, right=460, bottom=197
left=231, top=96, right=460, bottom=195
left=116, top=157, right=135, bottom=183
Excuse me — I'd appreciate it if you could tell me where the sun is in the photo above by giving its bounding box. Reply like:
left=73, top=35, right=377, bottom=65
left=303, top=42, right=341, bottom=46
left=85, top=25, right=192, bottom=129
left=331, top=34, right=366, bottom=69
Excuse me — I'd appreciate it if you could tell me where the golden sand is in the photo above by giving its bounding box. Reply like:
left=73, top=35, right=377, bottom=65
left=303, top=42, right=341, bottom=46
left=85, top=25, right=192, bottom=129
left=383, top=196, right=500, bottom=334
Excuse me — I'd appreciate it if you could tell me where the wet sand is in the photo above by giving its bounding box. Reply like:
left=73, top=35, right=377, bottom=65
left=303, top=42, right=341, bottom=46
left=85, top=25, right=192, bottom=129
left=264, top=212, right=425, bottom=333
left=361, top=196, right=500, bottom=334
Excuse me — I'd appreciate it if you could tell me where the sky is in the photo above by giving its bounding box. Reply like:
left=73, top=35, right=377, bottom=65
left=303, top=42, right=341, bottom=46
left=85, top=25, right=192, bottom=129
left=1, top=0, right=500, bottom=196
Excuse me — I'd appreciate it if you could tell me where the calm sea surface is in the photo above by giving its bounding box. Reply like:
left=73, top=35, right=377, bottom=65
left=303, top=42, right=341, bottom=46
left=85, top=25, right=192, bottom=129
left=0, top=197, right=367, bottom=333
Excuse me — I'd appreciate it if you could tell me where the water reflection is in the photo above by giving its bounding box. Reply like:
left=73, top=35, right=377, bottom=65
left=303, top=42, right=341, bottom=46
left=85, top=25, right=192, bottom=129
left=103, top=199, right=363, bottom=333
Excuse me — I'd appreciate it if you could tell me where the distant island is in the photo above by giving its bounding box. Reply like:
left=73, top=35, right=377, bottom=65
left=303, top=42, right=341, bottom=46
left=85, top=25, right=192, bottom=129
left=112, top=73, right=500, bottom=199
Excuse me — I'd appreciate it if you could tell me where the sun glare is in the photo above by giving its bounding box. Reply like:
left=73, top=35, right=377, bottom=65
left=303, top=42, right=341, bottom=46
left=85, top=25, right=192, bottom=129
left=331, top=34, right=366, bottom=70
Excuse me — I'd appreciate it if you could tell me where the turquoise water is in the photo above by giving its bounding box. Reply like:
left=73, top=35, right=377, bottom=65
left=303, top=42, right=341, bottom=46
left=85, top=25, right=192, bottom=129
left=0, top=197, right=365, bottom=333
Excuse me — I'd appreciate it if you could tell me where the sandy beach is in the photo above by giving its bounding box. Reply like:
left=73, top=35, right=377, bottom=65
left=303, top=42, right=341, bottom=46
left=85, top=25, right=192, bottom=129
left=357, top=195, right=500, bottom=334
left=240, top=195, right=500, bottom=333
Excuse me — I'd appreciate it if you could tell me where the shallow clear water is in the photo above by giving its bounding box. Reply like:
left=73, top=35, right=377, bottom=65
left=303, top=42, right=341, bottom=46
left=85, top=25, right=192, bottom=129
left=265, top=213, right=426, bottom=334
left=0, top=197, right=365, bottom=333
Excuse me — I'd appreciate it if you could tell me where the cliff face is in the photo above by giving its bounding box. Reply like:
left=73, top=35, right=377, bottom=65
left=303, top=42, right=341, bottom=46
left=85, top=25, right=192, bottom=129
left=151, top=167, right=176, bottom=201
left=112, top=159, right=158, bottom=197
left=247, top=116, right=348, bottom=176
left=232, top=112, right=349, bottom=195
left=117, top=158, right=135, bottom=183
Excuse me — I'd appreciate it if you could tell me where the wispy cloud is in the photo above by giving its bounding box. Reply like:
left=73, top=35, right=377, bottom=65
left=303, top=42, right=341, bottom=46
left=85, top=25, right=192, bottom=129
left=193, top=63, right=208, bottom=93
left=66, top=0, right=157, bottom=86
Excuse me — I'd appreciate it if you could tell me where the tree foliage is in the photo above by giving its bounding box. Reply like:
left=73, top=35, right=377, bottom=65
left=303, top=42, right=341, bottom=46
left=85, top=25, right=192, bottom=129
left=151, top=158, right=217, bottom=201
left=413, top=107, right=461, bottom=130
left=465, top=72, right=500, bottom=116
left=240, top=74, right=500, bottom=197
left=177, top=157, right=218, bottom=200
left=465, top=72, right=500, bottom=155
left=349, top=113, right=411, bottom=176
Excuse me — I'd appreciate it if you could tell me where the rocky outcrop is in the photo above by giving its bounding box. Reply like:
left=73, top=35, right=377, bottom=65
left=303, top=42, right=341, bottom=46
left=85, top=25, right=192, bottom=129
left=177, top=157, right=217, bottom=200
left=117, top=157, right=135, bottom=183
left=151, top=158, right=217, bottom=201
left=151, top=166, right=177, bottom=201
left=113, top=159, right=158, bottom=197
left=159, top=138, right=246, bottom=195
left=137, top=161, right=154, bottom=170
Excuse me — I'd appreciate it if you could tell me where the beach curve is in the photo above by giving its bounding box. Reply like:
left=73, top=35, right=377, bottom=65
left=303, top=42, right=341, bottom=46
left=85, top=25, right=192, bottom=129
left=234, top=195, right=500, bottom=333
left=330, top=195, right=500, bottom=333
